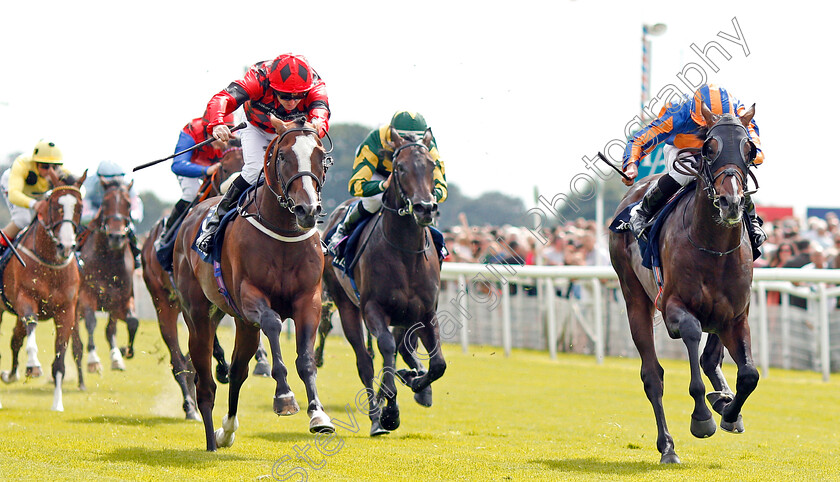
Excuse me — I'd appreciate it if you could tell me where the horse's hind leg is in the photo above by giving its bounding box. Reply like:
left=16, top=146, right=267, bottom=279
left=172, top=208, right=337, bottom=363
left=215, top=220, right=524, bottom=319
left=106, top=314, right=126, bottom=371
left=212, top=334, right=230, bottom=384
left=314, top=301, right=334, bottom=368
left=252, top=337, right=271, bottom=377
left=717, top=317, right=760, bottom=434
left=667, top=303, right=716, bottom=439
left=82, top=306, right=102, bottom=373
left=700, top=334, right=737, bottom=415
left=337, top=299, right=384, bottom=436
left=216, top=322, right=261, bottom=449
left=157, top=300, right=199, bottom=420
left=184, top=307, right=221, bottom=451
left=71, top=322, right=86, bottom=391
left=394, top=325, right=433, bottom=407
left=405, top=319, right=447, bottom=397
left=1, top=317, right=27, bottom=383
left=122, top=304, right=139, bottom=359
left=625, top=293, right=678, bottom=463
left=364, top=304, right=401, bottom=432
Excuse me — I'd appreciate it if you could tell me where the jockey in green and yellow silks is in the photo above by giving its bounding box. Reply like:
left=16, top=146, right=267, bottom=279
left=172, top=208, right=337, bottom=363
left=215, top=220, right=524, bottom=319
left=328, top=111, right=447, bottom=252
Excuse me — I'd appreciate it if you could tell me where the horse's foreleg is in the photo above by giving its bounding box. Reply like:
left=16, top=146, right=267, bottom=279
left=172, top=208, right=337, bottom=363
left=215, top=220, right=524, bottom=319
left=292, top=295, right=334, bottom=434
left=364, top=304, right=400, bottom=432
left=123, top=309, right=139, bottom=359
left=52, top=310, right=78, bottom=411
left=216, top=322, right=260, bottom=449
left=245, top=296, right=296, bottom=416
left=394, top=325, right=432, bottom=407
left=668, top=304, right=716, bottom=439
left=405, top=319, right=447, bottom=397
left=717, top=317, right=759, bottom=433
left=82, top=306, right=101, bottom=372
left=212, top=334, right=230, bottom=384
left=24, top=319, right=42, bottom=377
left=337, top=299, right=383, bottom=436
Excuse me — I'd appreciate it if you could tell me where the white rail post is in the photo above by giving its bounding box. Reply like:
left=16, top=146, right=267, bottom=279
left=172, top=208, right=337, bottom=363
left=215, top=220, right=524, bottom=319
left=546, top=278, right=557, bottom=360
left=458, top=274, right=469, bottom=354
left=781, top=292, right=791, bottom=370
left=757, top=282, right=769, bottom=378
left=819, top=283, right=830, bottom=382
left=502, top=284, right=512, bottom=357
left=592, top=278, right=604, bottom=364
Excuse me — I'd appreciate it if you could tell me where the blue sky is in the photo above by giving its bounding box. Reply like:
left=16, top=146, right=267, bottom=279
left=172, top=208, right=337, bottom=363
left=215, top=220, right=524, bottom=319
left=1, top=1, right=833, bottom=217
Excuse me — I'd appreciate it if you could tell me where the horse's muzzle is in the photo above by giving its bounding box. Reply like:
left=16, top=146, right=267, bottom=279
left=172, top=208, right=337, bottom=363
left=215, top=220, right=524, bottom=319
left=718, top=194, right=744, bottom=225
left=413, top=201, right=438, bottom=226
left=294, top=204, right=321, bottom=230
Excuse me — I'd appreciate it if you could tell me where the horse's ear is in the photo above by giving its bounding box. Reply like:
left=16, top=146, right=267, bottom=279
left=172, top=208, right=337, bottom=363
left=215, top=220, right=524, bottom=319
left=422, top=128, right=433, bottom=149
left=270, top=114, right=292, bottom=135
left=76, top=169, right=88, bottom=188
left=740, top=103, right=756, bottom=128
left=700, top=101, right=716, bottom=127
left=127, top=179, right=134, bottom=191
left=388, top=126, right=404, bottom=150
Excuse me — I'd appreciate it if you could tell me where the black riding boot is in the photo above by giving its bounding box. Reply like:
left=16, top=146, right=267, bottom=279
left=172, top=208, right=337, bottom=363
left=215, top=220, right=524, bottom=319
left=628, top=175, right=681, bottom=241
left=127, top=224, right=142, bottom=269
left=327, top=202, right=372, bottom=254
left=744, top=195, right=766, bottom=258
left=195, top=175, right=250, bottom=254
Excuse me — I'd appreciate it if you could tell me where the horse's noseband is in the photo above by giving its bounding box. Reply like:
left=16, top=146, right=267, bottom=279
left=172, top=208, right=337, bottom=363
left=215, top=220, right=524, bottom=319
left=385, top=142, right=431, bottom=218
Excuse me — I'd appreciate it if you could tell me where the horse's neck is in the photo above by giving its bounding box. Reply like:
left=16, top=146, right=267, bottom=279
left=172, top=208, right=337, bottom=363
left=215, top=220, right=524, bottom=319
left=255, top=183, right=299, bottom=231
left=690, top=184, right=743, bottom=249
left=381, top=189, right=425, bottom=250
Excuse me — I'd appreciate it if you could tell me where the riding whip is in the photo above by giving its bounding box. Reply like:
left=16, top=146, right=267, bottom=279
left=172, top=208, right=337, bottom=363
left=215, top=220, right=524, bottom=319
left=132, top=122, right=246, bottom=172
left=0, top=230, right=26, bottom=268
left=596, top=152, right=632, bottom=182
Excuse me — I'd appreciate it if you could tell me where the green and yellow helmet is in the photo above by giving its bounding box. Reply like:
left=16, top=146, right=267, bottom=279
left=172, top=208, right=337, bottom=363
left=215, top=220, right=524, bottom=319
left=32, top=140, right=63, bottom=164
left=390, top=111, right=428, bottom=138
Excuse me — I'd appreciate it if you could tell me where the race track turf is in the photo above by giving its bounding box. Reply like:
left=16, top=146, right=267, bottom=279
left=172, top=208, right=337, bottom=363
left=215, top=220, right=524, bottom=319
left=0, top=316, right=838, bottom=480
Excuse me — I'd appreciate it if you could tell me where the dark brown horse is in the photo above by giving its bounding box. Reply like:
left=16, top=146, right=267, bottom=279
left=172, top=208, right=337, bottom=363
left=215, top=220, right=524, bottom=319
left=140, top=142, right=244, bottom=420
left=322, top=128, right=446, bottom=436
left=173, top=116, right=334, bottom=451
left=0, top=173, right=87, bottom=411
left=77, top=181, right=139, bottom=372
left=609, top=103, right=760, bottom=463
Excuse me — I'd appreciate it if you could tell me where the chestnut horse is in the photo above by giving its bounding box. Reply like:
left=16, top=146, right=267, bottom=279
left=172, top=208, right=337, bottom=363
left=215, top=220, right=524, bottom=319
left=173, top=116, right=334, bottom=451
left=322, top=128, right=446, bottom=436
left=77, top=181, right=139, bottom=372
left=609, top=103, right=761, bottom=463
left=140, top=141, right=244, bottom=420
left=0, top=173, right=87, bottom=411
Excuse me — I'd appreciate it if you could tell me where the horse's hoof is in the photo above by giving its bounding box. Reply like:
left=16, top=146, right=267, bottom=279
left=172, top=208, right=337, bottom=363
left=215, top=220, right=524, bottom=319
left=370, top=420, right=390, bottom=437
left=111, top=359, right=126, bottom=371
left=707, top=391, right=733, bottom=415
left=252, top=360, right=271, bottom=377
left=120, top=347, right=134, bottom=359
left=214, top=428, right=235, bottom=448
left=414, top=386, right=433, bottom=407
left=690, top=416, right=717, bottom=438
left=87, top=362, right=102, bottom=374
left=26, top=366, right=42, bottom=378
left=396, top=368, right=418, bottom=385
left=274, top=393, right=300, bottom=416
left=78, top=383, right=87, bottom=392
left=721, top=414, right=745, bottom=434
left=1, top=370, right=18, bottom=384
left=314, top=353, right=324, bottom=368
left=185, top=410, right=201, bottom=421
left=308, top=408, right=335, bottom=434
left=215, top=363, right=230, bottom=384
left=380, top=404, right=400, bottom=431
left=660, top=452, right=681, bottom=464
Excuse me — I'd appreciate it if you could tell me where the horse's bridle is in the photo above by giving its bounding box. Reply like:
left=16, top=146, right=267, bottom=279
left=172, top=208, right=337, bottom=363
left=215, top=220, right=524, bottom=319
left=380, top=141, right=431, bottom=217
left=263, top=126, right=333, bottom=213
left=92, top=186, right=131, bottom=237
left=38, top=186, right=82, bottom=244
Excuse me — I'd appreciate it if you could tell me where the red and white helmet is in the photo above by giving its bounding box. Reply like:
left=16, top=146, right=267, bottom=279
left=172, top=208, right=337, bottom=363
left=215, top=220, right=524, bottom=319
left=268, top=54, right=315, bottom=94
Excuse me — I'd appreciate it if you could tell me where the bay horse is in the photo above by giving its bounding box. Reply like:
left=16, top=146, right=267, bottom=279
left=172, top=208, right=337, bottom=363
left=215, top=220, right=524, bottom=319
left=0, top=173, right=88, bottom=411
left=172, top=116, right=334, bottom=451
left=609, top=103, right=760, bottom=463
left=77, top=181, right=139, bottom=372
left=140, top=141, right=245, bottom=420
left=322, top=128, right=446, bottom=436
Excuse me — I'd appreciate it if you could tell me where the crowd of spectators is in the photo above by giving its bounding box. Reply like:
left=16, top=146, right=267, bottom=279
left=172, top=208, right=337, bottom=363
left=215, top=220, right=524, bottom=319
left=441, top=211, right=840, bottom=271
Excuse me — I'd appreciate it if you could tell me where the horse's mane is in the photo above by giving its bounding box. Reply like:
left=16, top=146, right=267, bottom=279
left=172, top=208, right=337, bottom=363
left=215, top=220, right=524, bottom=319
left=102, top=179, right=125, bottom=190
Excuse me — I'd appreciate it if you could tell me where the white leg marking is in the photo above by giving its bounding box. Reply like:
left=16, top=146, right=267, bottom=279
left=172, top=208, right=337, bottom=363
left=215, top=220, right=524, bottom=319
left=52, top=372, right=64, bottom=412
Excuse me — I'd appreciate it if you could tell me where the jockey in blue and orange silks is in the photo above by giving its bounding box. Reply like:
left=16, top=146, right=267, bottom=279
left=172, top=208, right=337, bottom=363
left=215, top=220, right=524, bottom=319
left=621, top=84, right=765, bottom=248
